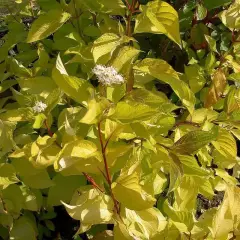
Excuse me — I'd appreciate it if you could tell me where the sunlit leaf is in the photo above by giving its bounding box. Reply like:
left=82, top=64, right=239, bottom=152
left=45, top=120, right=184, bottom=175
left=27, top=9, right=71, bottom=43
left=134, top=58, right=195, bottom=114
left=135, top=0, right=181, bottom=45
left=219, top=2, right=240, bottom=30
left=171, top=127, right=218, bottom=154
left=63, top=188, right=114, bottom=225
left=0, top=164, right=19, bottom=187
left=111, top=172, right=156, bottom=210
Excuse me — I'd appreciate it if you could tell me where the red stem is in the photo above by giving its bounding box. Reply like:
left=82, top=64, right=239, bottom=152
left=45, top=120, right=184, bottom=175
left=126, top=0, right=137, bottom=37
left=98, top=122, right=112, bottom=185
left=232, top=29, right=236, bottom=43
left=82, top=172, right=104, bottom=193
left=98, top=122, right=119, bottom=213
left=124, top=0, right=131, bottom=9
left=44, top=120, right=53, bottom=137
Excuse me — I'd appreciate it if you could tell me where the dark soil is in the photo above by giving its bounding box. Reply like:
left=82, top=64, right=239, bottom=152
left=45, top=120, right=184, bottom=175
left=196, top=192, right=225, bottom=219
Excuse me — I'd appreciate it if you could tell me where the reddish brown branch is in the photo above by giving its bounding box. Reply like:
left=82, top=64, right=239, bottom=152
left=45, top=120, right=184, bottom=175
left=98, top=122, right=119, bottom=213
left=126, top=0, right=138, bottom=37
left=44, top=120, right=53, bottom=137
left=98, top=122, right=112, bottom=185
left=82, top=172, right=104, bottom=193
left=124, top=0, right=131, bottom=9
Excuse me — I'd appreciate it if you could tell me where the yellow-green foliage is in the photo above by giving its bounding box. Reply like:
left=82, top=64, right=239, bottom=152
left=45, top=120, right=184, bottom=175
left=0, top=0, right=240, bottom=239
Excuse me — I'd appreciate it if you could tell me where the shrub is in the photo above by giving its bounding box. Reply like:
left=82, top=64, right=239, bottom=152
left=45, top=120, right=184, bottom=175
left=0, top=0, right=240, bottom=239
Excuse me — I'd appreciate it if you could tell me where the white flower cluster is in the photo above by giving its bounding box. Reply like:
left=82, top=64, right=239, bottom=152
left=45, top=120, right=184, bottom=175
left=33, top=101, right=47, bottom=113
left=92, top=65, right=125, bottom=86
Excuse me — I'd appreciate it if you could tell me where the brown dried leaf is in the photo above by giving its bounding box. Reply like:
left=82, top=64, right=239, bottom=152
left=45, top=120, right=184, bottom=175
left=204, top=69, right=226, bottom=108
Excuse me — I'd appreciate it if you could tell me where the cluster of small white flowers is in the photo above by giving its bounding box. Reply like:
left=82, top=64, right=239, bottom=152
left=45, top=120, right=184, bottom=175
left=92, top=65, right=125, bottom=86
left=33, top=101, right=47, bottom=113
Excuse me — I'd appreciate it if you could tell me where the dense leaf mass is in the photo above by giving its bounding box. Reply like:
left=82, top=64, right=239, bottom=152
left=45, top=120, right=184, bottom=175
left=0, top=0, right=240, bottom=239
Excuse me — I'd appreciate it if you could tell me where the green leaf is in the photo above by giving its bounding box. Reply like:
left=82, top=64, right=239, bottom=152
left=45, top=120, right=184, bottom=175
left=212, top=129, right=237, bottom=160
left=27, top=9, right=71, bottom=43
left=219, top=1, right=240, bottom=30
left=11, top=157, right=41, bottom=178
left=92, top=34, right=133, bottom=63
left=33, top=113, right=47, bottom=129
left=20, top=186, right=42, bottom=211
left=78, top=0, right=125, bottom=15
left=225, top=185, right=240, bottom=229
left=168, top=153, right=183, bottom=192
left=163, top=202, right=194, bottom=232
left=205, top=52, right=217, bottom=71
left=114, top=221, right=132, bottom=240
left=120, top=207, right=167, bottom=239
left=0, top=108, right=34, bottom=122
left=45, top=220, right=55, bottom=232
left=174, top=175, right=199, bottom=211
left=135, top=0, right=181, bottom=46
left=109, top=101, right=157, bottom=123
left=52, top=55, right=93, bottom=104
left=0, top=22, right=27, bottom=62
left=54, top=140, right=103, bottom=174
left=10, top=135, right=60, bottom=169
left=0, top=164, right=19, bottom=187
left=0, top=80, right=17, bottom=93
left=80, top=98, right=111, bottom=124
left=47, top=174, right=86, bottom=206
left=203, top=0, right=231, bottom=10
left=205, top=35, right=218, bottom=53
left=18, top=77, right=57, bottom=96
left=22, top=170, right=54, bottom=189
left=185, top=64, right=206, bottom=93
left=141, top=171, right=167, bottom=196
left=179, top=155, right=209, bottom=177
left=2, top=185, right=24, bottom=217
left=123, top=88, right=175, bottom=110
left=30, top=135, right=60, bottom=169
left=171, top=127, right=218, bottom=154
left=9, top=216, right=37, bottom=240
left=196, top=3, right=207, bottom=20
left=190, top=23, right=209, bottom=49
left=210, top=192, right=233, bottom=239
left=111, top=46, right=140, bottom=72
left=215, top=169, right=237, bottom=185
left=0, top=120, right=16, bottom=152
left=134, top=58, right=195, bottom=114
left=92, top=33, right=120, bottom=63
left=63, top=188, right=114, bottom=225
left=111, top=172, right=156, bottom=210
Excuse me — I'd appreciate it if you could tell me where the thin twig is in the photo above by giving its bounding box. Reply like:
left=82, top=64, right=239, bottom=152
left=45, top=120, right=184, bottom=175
left=103, top=129, right=117, bottom=152
left=124, top=0, right=131, bottom=9
left=44, top=120, right=53, bottom=137
left=98, top=121, right=119, bottom=213
left=126, top=0, right=137, bottom=37
left=98, top=166, right=108, bottom=182
left=72, top=0, right=82, bottom=38
left=91, top=12, right=97, bottom=26
left=98, top=122, right=112, bottom=185
left=82, top=172, right=104, bottom=193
